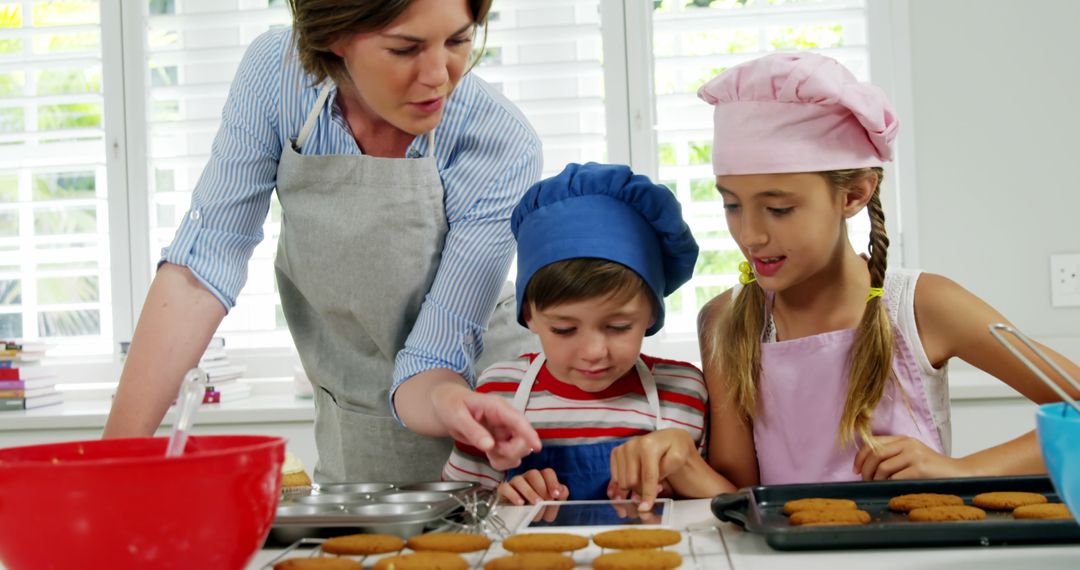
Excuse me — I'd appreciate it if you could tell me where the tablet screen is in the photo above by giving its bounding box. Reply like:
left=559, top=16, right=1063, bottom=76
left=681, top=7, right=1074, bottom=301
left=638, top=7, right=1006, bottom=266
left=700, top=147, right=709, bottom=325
left=523, top=500, right=669, bottom=528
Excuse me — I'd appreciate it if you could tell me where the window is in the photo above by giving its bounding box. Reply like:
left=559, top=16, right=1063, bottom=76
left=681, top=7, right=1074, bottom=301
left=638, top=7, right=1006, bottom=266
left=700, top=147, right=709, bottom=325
left=0, top=0, right=112, bottom=354
left=474, top=0, right=609, bottom=177
left=9, top=0, right=893, bottom=364
left=140, top=0, right=291, bottom=349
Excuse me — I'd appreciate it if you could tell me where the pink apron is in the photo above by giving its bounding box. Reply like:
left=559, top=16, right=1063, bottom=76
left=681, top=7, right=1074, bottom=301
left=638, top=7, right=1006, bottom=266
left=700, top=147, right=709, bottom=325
left=753, top=293, right=943, bottom=484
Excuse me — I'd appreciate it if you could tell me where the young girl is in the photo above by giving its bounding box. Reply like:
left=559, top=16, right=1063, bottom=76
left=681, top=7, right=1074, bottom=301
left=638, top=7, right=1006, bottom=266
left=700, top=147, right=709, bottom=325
left=610, top=52, right=1080, bottom=501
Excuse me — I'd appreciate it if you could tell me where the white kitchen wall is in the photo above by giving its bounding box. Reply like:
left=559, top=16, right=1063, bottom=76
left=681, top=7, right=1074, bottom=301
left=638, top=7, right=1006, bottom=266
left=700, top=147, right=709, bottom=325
left=907, top=0, right=1080, bottom=339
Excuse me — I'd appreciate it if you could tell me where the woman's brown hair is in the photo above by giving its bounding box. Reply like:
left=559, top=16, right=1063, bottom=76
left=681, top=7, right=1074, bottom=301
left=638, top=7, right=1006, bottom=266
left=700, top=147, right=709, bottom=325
left=285, top=0, right=493, bottom=87
left=704, top=167, right=894, bottom=449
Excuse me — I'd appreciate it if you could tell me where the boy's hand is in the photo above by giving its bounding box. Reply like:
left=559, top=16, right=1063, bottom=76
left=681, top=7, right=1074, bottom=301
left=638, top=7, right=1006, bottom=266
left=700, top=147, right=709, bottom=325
left=431, top=383, right=541, bottom=470
left=498, top=468, right=570, bottom=506
left=609, top=428, right=696, bottom=511
left=854, top=435, right=964, bottom=480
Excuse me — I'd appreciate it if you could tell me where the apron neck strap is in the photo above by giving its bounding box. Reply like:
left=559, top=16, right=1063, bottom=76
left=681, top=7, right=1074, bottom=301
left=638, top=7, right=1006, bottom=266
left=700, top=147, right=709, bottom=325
left=513, top=354, right=664, bottom=430
left=296, top=82, right=333, bottom=151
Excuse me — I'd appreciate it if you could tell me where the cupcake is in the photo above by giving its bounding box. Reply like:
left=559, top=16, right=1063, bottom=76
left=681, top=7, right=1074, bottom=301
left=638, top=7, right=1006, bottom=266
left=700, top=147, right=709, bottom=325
left=281, top=452, right=313, bottom=495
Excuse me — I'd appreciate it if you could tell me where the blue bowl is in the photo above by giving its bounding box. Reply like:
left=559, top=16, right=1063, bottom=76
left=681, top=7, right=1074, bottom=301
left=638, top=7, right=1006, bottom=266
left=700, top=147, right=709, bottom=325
left=1035, top=402, right=1080, bottom=523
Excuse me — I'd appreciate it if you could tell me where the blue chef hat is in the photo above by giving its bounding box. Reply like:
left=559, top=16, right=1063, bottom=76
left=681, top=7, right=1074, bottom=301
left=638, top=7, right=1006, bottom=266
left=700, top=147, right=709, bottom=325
left=511, top=162, right=699, bottom=336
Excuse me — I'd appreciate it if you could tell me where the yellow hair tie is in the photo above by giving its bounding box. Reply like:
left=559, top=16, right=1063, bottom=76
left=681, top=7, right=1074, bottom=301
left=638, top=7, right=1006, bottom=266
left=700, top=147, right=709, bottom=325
left=866, top=287, right=884, bottom=302
left=738, top=261, right=756, bottom=285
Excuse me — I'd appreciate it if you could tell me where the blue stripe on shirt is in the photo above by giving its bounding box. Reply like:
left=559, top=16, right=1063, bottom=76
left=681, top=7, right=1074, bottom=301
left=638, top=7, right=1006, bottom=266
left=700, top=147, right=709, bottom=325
left=160, top=28, right=542, bottom=422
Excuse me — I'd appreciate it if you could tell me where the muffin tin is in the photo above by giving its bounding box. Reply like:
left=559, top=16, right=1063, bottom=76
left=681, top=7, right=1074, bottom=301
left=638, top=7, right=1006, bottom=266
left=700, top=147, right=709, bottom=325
left=268, top=481, right=479, bottom=544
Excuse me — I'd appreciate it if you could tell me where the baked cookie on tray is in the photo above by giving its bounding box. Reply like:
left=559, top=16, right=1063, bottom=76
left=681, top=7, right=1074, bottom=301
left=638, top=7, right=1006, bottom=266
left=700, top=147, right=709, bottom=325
left=406, top=531, right=493, bottom=552
left=908, top=505, right=987, bottom=522
left=483, top=552, right=576, bottom=570
left=273, top=558, right=362, bottom=570
left=320, top=533, right=405, bottom=555
left=972, top=492, right=1048, bottom=510
left=789, top=509, right=871, bottom=526
left=502, top=533, right=590, bottom=553
left=782, top=498, right=857, bottom=515
left=1012, top=503, right=1073, bottom=520
left=887, top=493, right=964, bottom=512
left=592, top=549, right=682, bottom=570
left=592, top=528, right=682, bottom=550
left=372, top=551, right=468, bottom=570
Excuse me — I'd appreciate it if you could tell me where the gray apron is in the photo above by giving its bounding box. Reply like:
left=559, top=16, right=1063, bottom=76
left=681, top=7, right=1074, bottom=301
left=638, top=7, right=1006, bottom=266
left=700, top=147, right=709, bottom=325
left=274, top=83, right=537, bottom=484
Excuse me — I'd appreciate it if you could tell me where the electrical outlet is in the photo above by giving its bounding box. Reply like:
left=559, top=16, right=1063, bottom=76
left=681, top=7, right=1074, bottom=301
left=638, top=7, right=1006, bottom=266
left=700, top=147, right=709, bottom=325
left=1050, top=253, right=1080, bottom=307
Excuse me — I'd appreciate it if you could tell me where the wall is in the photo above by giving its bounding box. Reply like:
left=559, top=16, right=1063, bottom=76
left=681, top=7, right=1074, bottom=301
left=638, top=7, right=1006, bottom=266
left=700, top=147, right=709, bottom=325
left=907, top=0, right=1080, bottom=339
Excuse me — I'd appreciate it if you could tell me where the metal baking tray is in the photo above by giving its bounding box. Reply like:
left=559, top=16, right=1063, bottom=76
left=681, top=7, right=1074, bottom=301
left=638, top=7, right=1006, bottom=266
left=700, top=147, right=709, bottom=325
left=711, top=475, right=1080, bottom=551
left=267, top=481, right=479, bottom=545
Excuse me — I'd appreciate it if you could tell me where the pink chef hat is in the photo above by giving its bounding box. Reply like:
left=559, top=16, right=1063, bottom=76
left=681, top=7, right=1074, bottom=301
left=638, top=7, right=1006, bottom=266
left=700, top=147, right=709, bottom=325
left=697, top=52, right=898, bottom=176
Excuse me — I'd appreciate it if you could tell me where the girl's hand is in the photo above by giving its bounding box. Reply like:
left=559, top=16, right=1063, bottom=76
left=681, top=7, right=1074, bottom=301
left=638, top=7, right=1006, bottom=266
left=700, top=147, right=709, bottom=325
left=430, top=383, right=541, bottom=471
left=854, top=435, right=966, bottom=480
left=498, top=468, right=569, bottom=506
left=609, top=428, right=696, bottom=511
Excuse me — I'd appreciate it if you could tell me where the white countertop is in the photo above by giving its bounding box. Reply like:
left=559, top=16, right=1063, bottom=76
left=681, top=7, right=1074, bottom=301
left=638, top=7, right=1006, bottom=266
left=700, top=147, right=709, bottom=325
left=248, top=499, right=1080, bottom=569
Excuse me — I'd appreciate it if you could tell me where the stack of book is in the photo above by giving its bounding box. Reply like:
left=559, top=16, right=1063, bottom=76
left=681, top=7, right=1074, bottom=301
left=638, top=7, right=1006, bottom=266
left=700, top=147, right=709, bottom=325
left=198, top=337, right=250, bottom=404
left=0, top=341, right=60, bottom=411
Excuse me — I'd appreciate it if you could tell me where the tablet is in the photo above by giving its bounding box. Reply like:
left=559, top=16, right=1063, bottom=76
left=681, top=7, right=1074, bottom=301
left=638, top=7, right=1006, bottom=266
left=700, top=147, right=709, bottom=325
left=517, top=499, right=673, bottom=532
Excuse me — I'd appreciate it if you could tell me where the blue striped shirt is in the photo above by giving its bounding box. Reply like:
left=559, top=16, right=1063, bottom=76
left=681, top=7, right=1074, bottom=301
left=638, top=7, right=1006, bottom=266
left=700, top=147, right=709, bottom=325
left=161, top=28, right=542, bottom=421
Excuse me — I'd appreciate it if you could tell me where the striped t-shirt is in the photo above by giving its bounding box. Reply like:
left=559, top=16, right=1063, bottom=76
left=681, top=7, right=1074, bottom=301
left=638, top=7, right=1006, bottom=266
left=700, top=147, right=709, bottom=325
left=157, top=27, right=543, bottom=420
left=442, top=353, right=708, bottom=489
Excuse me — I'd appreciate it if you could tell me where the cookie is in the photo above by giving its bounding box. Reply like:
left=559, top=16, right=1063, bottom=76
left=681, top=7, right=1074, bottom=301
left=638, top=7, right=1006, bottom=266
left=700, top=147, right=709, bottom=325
left=972, top=492, right=1048, bottom=510
left=592, top=529, right=682, bottom=550
left=502, top=533, right=590, bottom=553
left=372, top=552, right=468, bottom=570
left=320, top=533, right=405, bottom=555
left=483, top=552, right=576, bottom=570
left=592, top=549, right=682, bottom=570
left=1013, top=503, right=1073, bottom=520
left=782, top=498, right=857, bottom=515
left=887, top=493, right=964, bottom=512
left=908, top=505, right=987, bottom=522
left=273, top=559, right=362, bottom=570
left=406, top=531, right=492, bottom=553
left=789, top=509, right=871, bottom=526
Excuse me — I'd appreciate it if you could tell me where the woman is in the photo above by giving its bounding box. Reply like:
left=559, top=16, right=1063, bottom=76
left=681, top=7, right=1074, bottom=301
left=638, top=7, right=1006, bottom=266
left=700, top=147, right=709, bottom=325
left=104, top=0, right=543, bottom=483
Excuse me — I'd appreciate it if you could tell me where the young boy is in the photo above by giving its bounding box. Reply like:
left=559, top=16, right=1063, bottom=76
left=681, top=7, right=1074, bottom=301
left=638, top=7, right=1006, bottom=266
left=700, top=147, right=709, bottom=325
left=441, top=162, right=707, bottom=505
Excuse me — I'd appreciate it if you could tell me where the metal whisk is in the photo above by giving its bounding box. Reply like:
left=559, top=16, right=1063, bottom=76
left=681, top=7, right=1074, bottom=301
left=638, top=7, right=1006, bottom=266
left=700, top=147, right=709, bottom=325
left=988, top=323, right=1080, bottom=415
left=438, top=488, right=511, bottom=539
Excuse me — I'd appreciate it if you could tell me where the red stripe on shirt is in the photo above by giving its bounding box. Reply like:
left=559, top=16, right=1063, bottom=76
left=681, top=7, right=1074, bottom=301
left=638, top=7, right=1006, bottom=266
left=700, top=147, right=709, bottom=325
left=527, top=405, right=704, bottom=432
left=528, top=404, right=658, bottom=421
left=477, top=381, right=526, bottom=395
left=446, top=460, right=502, bottom=485
left=454, top=441, right=485, bottom=459
left=662, top=416, right=705, bottom=431
left=658, top=390, right=707, bottom=412
left=536, top=426, right=650, bottom=439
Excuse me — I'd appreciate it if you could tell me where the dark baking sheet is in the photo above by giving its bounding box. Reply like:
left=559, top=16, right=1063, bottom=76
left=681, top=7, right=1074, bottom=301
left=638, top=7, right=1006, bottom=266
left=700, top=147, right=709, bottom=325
left=711, top=475, right=1080, bottom=551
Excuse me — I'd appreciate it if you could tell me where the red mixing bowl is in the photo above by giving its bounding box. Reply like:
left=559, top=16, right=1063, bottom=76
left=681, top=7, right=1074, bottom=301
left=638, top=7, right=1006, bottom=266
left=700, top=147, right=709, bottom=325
left=0, top=435, right=285, bottom=569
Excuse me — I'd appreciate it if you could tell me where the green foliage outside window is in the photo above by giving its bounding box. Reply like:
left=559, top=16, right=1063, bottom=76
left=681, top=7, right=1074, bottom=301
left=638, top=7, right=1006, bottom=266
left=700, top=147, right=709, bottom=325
left=696, top=249, right=745, bottom=275
left=690, top=178, right=720, bottom=201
